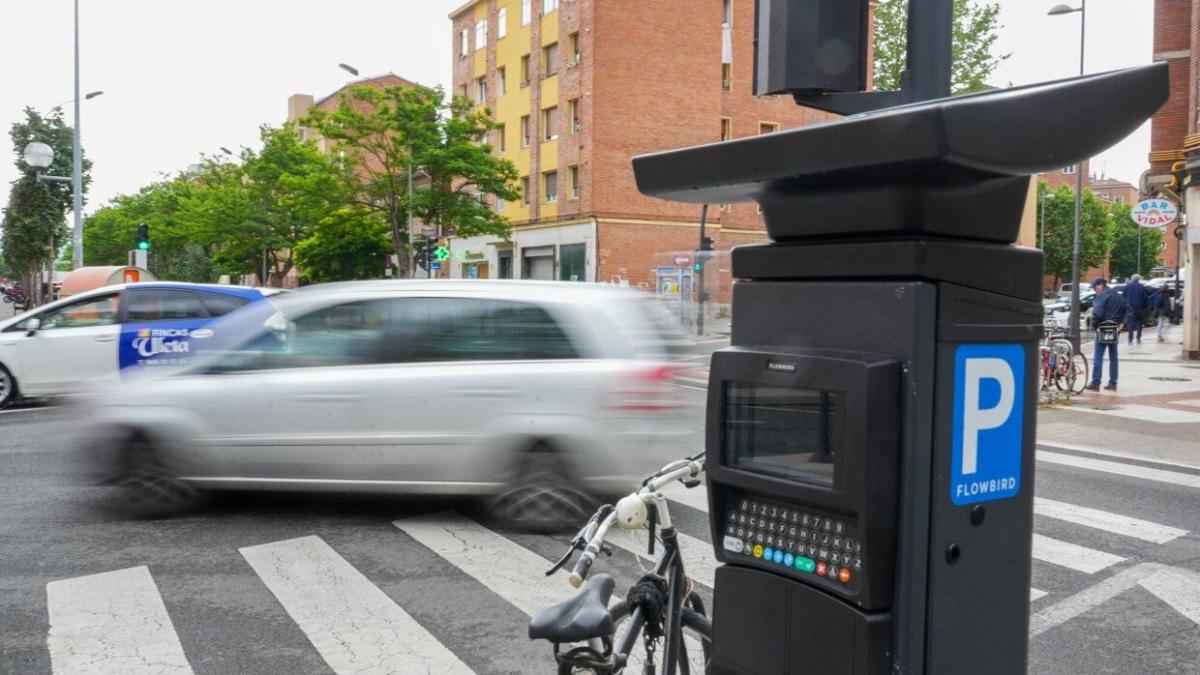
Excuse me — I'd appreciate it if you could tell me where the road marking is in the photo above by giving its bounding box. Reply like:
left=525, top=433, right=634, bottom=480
left=1034, top=497, right=1188, bottom=544
left=661, top=481, right=709, bottom=513
left=394, top=513, right=576, bottom=616
left=607, top=528, right=717, bottom=589
left=240, top=535, right=472, bottom=675
left=1038, top=451, right=1200, bottom=490
left=1061, top=403, right=1200, bottom=424
left=46, top=566, right=193, bottom=675
left=0, top=405, right=61, bottom=415
left=1031, top=534, right=1125, bottom=574
left=1030, top=588, right=1048, bottom=602
left=395, top=513, right=704, bottom=672
left=1030, top=562, right=1163, bottom=637
left=1038, top=440, right=1200, bottom=470
left=1140, top=568, right=1200, bottom=626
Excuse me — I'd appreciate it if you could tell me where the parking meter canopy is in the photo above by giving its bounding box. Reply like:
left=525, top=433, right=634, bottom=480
left=634, top=64, right=1168, bottom=244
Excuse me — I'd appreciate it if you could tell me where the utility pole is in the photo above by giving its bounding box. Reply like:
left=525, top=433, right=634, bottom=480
left=71, top=0, right=84, bottom=269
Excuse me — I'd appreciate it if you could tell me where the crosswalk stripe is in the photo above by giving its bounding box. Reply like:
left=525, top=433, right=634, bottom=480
left=607, top=528, right=717, bottom=589
left=46, top=566, right=193, bottom=675
left=1032, top=534, right=1125, bottom=574
left=1139, top=568, right=1200, bottom=626
left=661, top=481, right=710, bottom=513
left=395, top=513, right=704, bottom=672
left=240, top=535, right=473, bottom=675
left=1034, top=497, right=1187, bottom=544
left=1030, top=588, right=1048, bottom=602
left=1038, top=451, right=1200, bottom=490
left=394, top=512, right=576, bottom=616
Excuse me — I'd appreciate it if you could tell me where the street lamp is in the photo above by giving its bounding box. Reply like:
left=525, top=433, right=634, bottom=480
left=1049, top=0, right=1086, bottom=349
left=338, top=63, right=360, bottom=77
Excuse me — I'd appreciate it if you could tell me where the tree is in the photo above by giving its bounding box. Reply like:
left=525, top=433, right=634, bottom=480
left=293, top=208, right=392, bottom=283
left=1037, top=182, right=1113, bottom=286
left=873, top=0, right=1010, bottom=95
left=303, top=84, right=520, bottom=277
left=1107, top=201, right=1164, bottom=280
left=1, top=108, right=91, bottom=296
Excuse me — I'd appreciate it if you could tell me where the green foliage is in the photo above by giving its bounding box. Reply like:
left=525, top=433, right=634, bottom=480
left=1037, top=182, right=1116, bottom=285
left=2, top=108, right=91, bottom=279
left=294, top=208, right=392, bottom=283
left=1107, top=201, right=1165, bottom=279
left=873, top=0, right=1010, bottom=95
left=303, top=84, right=520, bottom=277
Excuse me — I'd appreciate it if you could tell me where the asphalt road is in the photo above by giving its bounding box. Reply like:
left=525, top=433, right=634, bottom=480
left=1, top=391, right=1198, bottom=674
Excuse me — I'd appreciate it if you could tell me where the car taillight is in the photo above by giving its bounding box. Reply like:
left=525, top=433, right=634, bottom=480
left=605, top=364, right=685, bottom=412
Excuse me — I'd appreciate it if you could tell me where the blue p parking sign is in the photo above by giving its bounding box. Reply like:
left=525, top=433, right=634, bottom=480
left=951, top=344, right=1025, bottom=505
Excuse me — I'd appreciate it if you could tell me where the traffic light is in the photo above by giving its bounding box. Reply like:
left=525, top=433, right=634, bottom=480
left=415, top=241, right=430, bottom=271
left=693, top=236, right=715, bottom=272
left=136, top=223, right=151, bottom=252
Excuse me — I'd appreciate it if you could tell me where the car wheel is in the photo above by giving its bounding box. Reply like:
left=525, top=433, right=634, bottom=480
left=113, top=433, right=200, bottom=519
left=0, top=364, right=17, bottom=409
left=490, top=445, right=594, bottom=533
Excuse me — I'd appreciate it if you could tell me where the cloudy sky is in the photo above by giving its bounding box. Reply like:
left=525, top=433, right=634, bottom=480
left=0, top=0, right=1155, bottom=217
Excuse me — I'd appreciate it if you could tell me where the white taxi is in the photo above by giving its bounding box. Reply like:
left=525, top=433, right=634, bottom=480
left=0, top=282, right=273, bottom=407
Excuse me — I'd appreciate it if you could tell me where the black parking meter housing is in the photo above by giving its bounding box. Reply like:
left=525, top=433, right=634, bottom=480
left=633, top=64, right=1168, bottom=675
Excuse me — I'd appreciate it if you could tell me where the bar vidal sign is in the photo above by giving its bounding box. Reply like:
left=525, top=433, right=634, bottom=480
left=1131, top=199, right=1178, bottom=228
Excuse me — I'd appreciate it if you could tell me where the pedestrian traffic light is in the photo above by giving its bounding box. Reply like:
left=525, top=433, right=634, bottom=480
left=136, top=224, right=151, bottom=252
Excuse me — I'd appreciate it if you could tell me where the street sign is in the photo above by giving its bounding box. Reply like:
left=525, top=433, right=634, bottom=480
left=430, top=261, right=442, bottom=271
left=951, top=344, right=1024, bottom=506
left=1132, top=199, right=1178, bottom=228
left=674, top=255, right=691, bottom=267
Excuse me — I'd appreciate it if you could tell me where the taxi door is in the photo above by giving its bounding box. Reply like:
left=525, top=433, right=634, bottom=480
left=17, top=292, right=123, bottom=395
left=116, top=288, right=216, bottom=375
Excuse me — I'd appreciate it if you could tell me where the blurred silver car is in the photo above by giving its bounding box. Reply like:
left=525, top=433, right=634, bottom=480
left=74, top=280, right=695, bottom=528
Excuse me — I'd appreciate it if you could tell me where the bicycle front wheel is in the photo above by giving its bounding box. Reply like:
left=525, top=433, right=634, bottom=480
left=607, top=601, right=712, bottom=675
left=1068, top=353, right=1088, bottom=395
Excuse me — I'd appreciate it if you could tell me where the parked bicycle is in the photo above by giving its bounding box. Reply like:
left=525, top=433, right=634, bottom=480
left=529, top=452, right=712, bottom=674
left=1041, top=321, right=1087, bottom=395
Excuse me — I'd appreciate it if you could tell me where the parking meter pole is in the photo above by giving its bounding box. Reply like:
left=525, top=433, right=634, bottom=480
left=633, top=64, right=1167, bottom=675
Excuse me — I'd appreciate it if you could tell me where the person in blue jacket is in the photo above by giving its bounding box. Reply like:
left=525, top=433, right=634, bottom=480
left=1152, top=286, right=1172, bottom=342
left=1122, top=274, right=1148, bottom=344
left=1088, top=277, right=1126, bottom=392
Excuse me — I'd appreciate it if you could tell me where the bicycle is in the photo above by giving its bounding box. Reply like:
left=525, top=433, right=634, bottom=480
left=529, top=452, right=712, bottom=674
left=1041, top=321, right=1087, bottom=395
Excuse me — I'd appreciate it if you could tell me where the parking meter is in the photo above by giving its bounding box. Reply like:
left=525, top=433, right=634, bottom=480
left=633, top=65, right=1167, bottom=674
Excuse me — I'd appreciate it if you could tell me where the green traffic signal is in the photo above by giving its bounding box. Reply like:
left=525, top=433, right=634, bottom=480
left=137, top=241, right=150, bottom=252
left=693, top=262, right=702, bottom=272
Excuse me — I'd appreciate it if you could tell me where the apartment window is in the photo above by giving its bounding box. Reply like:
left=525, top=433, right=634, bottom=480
left=543, top=106, right=558, bottom=141
left=720, top=117, right=732, bottom=141
left=497, top=123, right=506, bottom=152
left=568, top=32, right=580, bottom=65
left=759, top=122, right=778, bottom=134
left=544, top=0, right=558, bottom=13
left=459, top=84, right=468, bottom=98
left=1062, top=164, right=1077, bottom=175
left=543, top=42, right=559, bottom=76
left=476, top=76, right=487, bottom=102
left=544, top=171, right=558, bottom=203
left=521, top=176, right=530, bottom=204
left=497, top=7, right=507, bottom=38
left=497, top=195, right=506, bottom=211
left=475, top=18, right=488, bottom=50
left=569, top=98, right=580, bottom=133
left=521, top=0, right=531, bottom=25
left=497, top=66, right=507, bottom=95
left=1115, top=195, right=1124, bottom=203
left=520, top=115, right=531, bottom=146
left=723, top=0, right=733, bottom=24
left=521, top=54, right=531, bottom=85
left=459, top=28, right=469, bottom=57
left=570, top=165, right=580, bottom=199
left=721, top=63, right=733, bottom=91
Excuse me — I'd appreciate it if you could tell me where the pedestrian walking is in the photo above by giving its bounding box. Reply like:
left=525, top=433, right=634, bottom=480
left=1153, top=285, right=1172, bottom=342
left=1087, top=277, right=1126, bottom=392
left=1122, top=274, right=1147, bottom=344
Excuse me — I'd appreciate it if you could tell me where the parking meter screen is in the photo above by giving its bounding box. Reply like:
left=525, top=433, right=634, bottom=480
left=724, top=382, right=839, bottom=487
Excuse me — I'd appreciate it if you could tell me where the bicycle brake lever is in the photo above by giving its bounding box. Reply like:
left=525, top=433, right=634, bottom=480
left=546, top=540, right=580, bottom=576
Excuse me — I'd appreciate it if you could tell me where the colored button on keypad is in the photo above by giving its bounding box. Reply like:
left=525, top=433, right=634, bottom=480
left=795, top=556, right=816, bottom=573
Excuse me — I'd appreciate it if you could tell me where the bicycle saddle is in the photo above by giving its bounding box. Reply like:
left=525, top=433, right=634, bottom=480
left=529, top=573, right=616, bottom=643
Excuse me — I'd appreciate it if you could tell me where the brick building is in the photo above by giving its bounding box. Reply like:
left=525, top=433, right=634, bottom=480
left=1150, top=0, right=1199, bottom=357
left=446, top=0, right=831, bottom=293
left=1036, top=160, right=1091, bottom=193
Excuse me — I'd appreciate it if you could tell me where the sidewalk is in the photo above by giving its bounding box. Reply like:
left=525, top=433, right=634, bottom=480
left=1042, top=322, right=1200, bottom=467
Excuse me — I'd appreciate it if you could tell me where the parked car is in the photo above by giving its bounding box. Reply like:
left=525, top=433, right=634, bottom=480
left=1057, top=282, right=1089, bottom=300
left=71, top=280, right=694, bottom=529
left=0, top=282, right=277, bottom=407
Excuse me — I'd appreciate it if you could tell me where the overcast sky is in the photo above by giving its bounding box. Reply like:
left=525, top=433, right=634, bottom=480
left=0, top=0, right=1155, bottom=218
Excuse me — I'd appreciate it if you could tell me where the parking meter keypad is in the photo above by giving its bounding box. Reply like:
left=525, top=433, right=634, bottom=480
left=722, top=495, right=862, bottom=589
